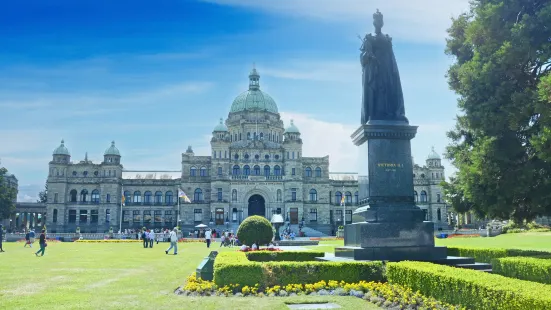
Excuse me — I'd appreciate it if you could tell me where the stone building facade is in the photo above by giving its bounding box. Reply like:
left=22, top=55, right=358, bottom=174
left=0, top=168, right=18, bottom=229
left=44, top=67, right=448, bottom=234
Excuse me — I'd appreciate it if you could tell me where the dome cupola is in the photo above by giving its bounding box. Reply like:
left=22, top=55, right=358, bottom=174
left=285, top=119, right=300, bottom=134
left=53, top=139, right=70, bottom=156
left=103, top=141, right=121, bottom=165
left=213, top=118, right=228, bottom=132
left=229, top=64, right=279, bottom=114
left=104, top=141, right=120, bottom=156
left=427, top=146, right=441, bottom=160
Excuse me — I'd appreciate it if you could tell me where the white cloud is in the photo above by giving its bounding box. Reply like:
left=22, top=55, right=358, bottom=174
left=203, top=0, right=470, bottom=43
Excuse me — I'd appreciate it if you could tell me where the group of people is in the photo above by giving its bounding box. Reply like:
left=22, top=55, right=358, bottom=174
left=140, top=229, right=160, bottom=248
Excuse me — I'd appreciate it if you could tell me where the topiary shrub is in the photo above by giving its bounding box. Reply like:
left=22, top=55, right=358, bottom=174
left=237, top=215, right=273, bottom=246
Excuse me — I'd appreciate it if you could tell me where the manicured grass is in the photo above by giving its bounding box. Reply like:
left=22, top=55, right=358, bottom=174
left=0, top=241, right=378, bottom=310
left=435, top=232, right=551, bottom=252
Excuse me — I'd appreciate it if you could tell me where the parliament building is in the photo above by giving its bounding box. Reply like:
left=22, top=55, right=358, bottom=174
left=44, top=67, right=448, bottom=235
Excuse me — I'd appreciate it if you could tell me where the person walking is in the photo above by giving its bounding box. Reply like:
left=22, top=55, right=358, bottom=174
left=165, top=228, right=178, bottom=255
left=24, top=231, right=31, bottom=247
left=205, top=228, right=212, bottom=248
left=35, top=230, right=47, bottom=257
left=149, top=230, right=155, bottom=248
left=0, top=224, right=5, bottom=252
left=142, top=230, right=148, bottom=248
left=30, top=229, right=36, bottom=246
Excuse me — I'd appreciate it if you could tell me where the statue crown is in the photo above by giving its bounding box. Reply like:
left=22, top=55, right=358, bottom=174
left=373, top=9, right=383, bottom=23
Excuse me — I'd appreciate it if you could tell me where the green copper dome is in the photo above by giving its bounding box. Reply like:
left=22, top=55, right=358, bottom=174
left=104, top=141, right=121, bottom=156
left=230, top=66, right=279, bottom=114
left=214, top=118, right=228, bottom=132
left=427, top=146, right=440, bottom=160
left=285, top=119, right=300, bottom=134
left=53, top=139, right=70, bottom=156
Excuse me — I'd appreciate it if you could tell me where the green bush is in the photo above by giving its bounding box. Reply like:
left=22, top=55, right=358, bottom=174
left=387, top=261, right=551, bottom=310
left=493, top=256, right=551, bottom=284
left=236, top=215, right=274, bottom=246
left=245, top=251, right=325, bottom=262
left=213, top=252, right=384, bottom=288
left=447, top=246, right=551, bottom=263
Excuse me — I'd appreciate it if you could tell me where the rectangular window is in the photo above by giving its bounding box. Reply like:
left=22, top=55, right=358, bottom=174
left=164, top=210, right=173, bottom=223
left=217, top=188, right=223, bottom=201
left=106, top=194, right=111, bottom=203
left=292, top=152, right=295, bottom=159
left=225, top=151, right=227, bottom=158
left=346, top=210, right=352, bottom=224
left=213, top=151, right=217, bottom=159
left=154, top=210, right=162, bottom=223
left=79, top=210, right=88, bottom=223
left=106, top=209, right=111, bottom=223
left=68, top=210, right=77, bottom=223
left=133, top=210, right=141, bottom=223
left=291, top=188, right=297, bottom=201
left=123, top=210, right=130, bottom=223
left=90, top=210, right=98, bottom=223
left=218, top=167, right=222, bottom=176
left=143, top=210, right=152, bottom=223
left=310, top=208, right=317, bottom=222
left=335, top=210, right=343, bottom=223
left=54, top=193, right=58, bottom=203
left=194, top=209, right=202, bottom=222
left=200, top=168, right=207, bottom=177
left=287, top=152, right=289, bottom=159
left=292, top=168, right=295, bottom=175
left=437, top=193, right=441, bottom=203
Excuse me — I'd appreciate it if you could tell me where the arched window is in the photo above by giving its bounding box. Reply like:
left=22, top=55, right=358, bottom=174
left=253, top=165, right=260, bottom=175
left=305, top=167, right=312, bottom=177
left=232, top=189, right=237, bottom=202
left=247, top=132, right=251, bottom=140
left=420, top=191, right=427, bottom=202
left=260, top=132, right=263, bottom=140
left=194, top=188, right=203, bottom=202
left=414, top=191, right=418, bottom=202
left=309, top=189, right=318, bottom=202
left=264, top=165, right=270, bottom=176
left=80, top=189, right=88, bottom=202
left=243, top=165, right=250, bottom=176
left=91, top=189, right=100, bottom=203
left=277, top=189, right=282, bottom=202
left=190, top=166, right=197, bottom=177
left=154, top=191, right=163, bottom=204
left=133, top=191, right=142, bottom=203
left=437, top=208, right=442, bottom=221
left=200, top=167, right=207, bottom=177
left=53, top=209, right=58, bottom=223
left=232, top=165, right=240, bottom=175
left=345, top=191, right=352, bottom=204
left=274, top=165, right=281, bottom=175
left=354, top=191, right=359, bottom=204
left=70, top=189, right=77, bottom=202
left=124, top=191, right=131, bottom=204
left=315, top=167, right=322, bottom=178
left=335, top=191, right=342, bottom=205
left=144, top=191, right=152, bottom=204
left=165, top=191, right=173, bottom=205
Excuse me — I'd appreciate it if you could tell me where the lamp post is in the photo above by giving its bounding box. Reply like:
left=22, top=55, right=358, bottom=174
left=209, top=211, right=214, bottom=226
left=225, top=212, right=229, bottom=229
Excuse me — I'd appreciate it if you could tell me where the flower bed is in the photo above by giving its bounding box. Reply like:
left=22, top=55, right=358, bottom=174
left=177, top=274, right=464, bottom=309
left=245, top=251, right=324, bottom=262
left=387, top=261, right=551, bottom=310
left=238, top=248, right=282, bottom=252
left=492, top=256, right=551, bottom=284
left=309, top=237, right=343, bottom=241
left=178, top=238, right=205, bottom=243
left=446, top=234, right=481, bottom=238
left=213, top=252, right=384, bottom=288
left=17, top=238, right=59, bottom=243
left=446, top=246, right=551, bottom=263
left=75, top=239, right=142, bottom=243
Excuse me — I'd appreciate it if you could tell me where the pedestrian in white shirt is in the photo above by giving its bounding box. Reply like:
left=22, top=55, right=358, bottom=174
left=149, top=230, right=155, bottom=248
left=165, top=228, right=178, bottom=255
left=204, top=229, right=212, bottom=248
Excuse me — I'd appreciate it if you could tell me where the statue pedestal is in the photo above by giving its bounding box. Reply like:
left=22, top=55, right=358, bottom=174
left=336, top=122, right=446, bottom=261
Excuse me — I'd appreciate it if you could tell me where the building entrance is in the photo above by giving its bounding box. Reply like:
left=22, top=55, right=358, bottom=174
left=248, top=194, right=266, bottom=217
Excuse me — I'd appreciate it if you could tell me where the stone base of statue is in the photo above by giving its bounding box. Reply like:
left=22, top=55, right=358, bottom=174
left=333, top=121, right=447, bottom=262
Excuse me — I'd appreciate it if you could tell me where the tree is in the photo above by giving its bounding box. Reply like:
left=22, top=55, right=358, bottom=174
left=445, top=0, right=551, bottom=224
left=236, top=215, right=274, bottom=246
left=0, top=167, right=17, bottom=220
left=37, top=183, right=47, bottom=203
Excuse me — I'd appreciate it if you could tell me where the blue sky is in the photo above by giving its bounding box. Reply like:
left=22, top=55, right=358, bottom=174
left=0, top=0, right=470, bottom=201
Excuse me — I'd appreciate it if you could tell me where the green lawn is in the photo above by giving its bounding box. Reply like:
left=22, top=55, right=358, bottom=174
left=308, top=232, right=551, bottom=252
left=0, top=241, right=377, bottom=310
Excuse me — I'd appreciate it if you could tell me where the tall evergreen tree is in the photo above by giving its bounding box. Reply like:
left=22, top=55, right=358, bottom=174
left=0, top=167, right=17, bottom=220
left=37, top=183, right=47, bottom=203
left=445, top=0, right=551, bottom=223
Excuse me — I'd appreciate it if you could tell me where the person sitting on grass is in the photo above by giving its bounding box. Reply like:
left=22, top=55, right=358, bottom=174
left=251, top=242, right=258, bottom=250
left=240, top=244, right=248, bottom=251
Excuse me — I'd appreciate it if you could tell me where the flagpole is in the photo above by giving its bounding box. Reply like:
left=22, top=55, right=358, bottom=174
left=119, top=184, right=123, bottom=235
left=342, top=185, right=346, bottom=227
left=177, top=191, right=181, bottom=228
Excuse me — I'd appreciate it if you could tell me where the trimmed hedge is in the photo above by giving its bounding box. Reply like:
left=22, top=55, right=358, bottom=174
left=447, top=246, right=551, bottom=263
left=387, top=261, right=551, bottom=310
left=245, top=251, right=325, bottom=262
left=493, top=256, right=551, bottom=284
left=213, top=252, right=384, bottom=288
left=237, top=215, right=273, bottom=246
